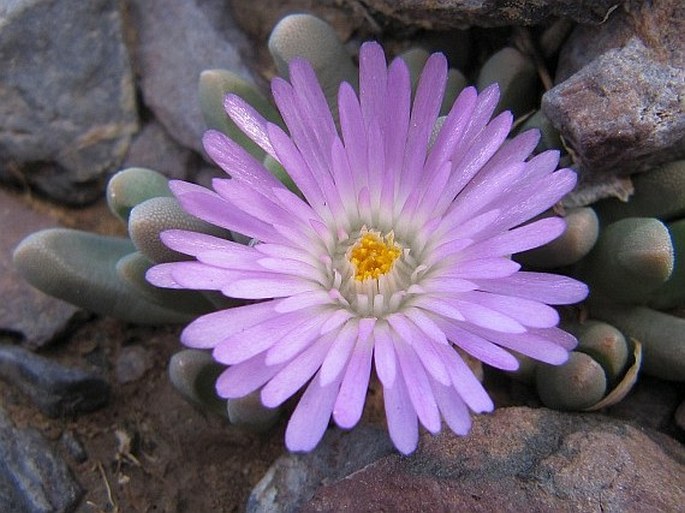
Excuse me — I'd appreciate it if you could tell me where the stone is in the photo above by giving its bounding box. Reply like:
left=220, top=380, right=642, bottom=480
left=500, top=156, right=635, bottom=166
left=115, top=345, right=152, bottom=384
left=0, top=407, right=83, bottom=513
left=0, top=344, right=109, bottom=418
left=358, top=1, right=621, bottom=29
left=0, top=188, right=80, bottom=349
left=126, top=0, right=252, bottom=154
left=542, top=0, right=685, bottom=204
left=299, top=407, right=685, bottom=513
left=0, top=0, right=138, bottom=204
left=121, top=121, right=195, bottom=181
left=247, top=425, right=395, bottom=513
left=555, top=0, right=684, bottom=82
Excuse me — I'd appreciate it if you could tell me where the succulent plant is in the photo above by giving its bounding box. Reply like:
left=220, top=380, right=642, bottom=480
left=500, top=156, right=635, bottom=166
left=12, top=12, right=684, bottom=431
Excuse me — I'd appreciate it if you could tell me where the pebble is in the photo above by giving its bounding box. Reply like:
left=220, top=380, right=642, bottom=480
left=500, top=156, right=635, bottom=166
left=115, top=345, right=152, bottom=384
left=0, top=189, right=80, bottom=349
left=0, top=344, right=109, bottom=418
left=0, top=0, right=138, bottom=204
left=0, top=407, right=83, bottom=513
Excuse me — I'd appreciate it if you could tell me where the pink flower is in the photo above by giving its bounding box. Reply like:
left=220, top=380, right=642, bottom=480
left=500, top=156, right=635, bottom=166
left=148, top=42, right=588, bottom=454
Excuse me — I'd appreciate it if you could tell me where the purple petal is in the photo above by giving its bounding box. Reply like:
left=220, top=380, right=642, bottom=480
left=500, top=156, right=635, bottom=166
left=438, top=319, right=520, bottom=371
left=338, top=82, right=368, bottom=193
left=439, top=257, right=520, bottom=280
left=333, top=325, right=374, bottom=428
left=383, top=370, right=419, bottom=455
left=435, top=344, right=494, bottom=413
left=215, top=352, right=285, bottom=399
left=466, top=324, right=572, bottom=364
left=431, top=377, right=472, bottom=436
left=285, top=370, right=341, bottom=452
left=373, top=323, right=397, bottom=387
left=222, top=275, right=319, bottom=299
left=460, top=217, right=566, bottom=259
left=224, top=93, right=276, bottom=157
left=319, top=321, right=358, bottom=385
left=170, top=181, right=282, bottom=243
left=459, top=290, right=560, bottom=329
left=202, top=130, right=283, bottom=190
left=398, top=52, right=448, bottom=198
left=160, top=229, right=237, bottom=257
left=394, top=339, right=442, bottom=433
left=359, top=41, right=388, bottom=127
left=180, top=301, right=277, bottom=349
left=261, top=330, right=336, bottom=407
left=146, top=263, right=183, bottom=289
left=265, top=312, right=334, bottom=365
left=423, top=86, right=478, bottom=177
left=212, top=310, right=311, bottom=364
left=474, top=271, right=588, bottom=305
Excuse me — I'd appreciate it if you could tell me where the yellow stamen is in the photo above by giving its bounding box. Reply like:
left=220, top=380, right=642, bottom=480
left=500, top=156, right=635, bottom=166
left=348, top=231, right=402, bottom=281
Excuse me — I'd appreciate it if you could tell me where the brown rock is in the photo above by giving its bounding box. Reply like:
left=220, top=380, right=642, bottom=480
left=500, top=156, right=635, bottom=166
left=358, top=0, right=621, bottom=29
left=542, top=0, right=685, bottom=204
left=0, top=189, right=80, bottom=348
left=300, top=407, right=685, bottom=513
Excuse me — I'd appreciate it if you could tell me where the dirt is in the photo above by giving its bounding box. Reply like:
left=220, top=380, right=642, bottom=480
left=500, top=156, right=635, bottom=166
left=2, top=315, right=286, bottom=513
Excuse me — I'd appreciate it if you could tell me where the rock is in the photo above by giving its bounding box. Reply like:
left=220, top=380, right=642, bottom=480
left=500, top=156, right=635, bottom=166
left=0, top=407, right=83, bottom=513
left=542, top=0, right=685, bottom=204
left=358, top=1, right=621, bottom=29
left=0, top=344, right=109, bottom=418
left=126, top=0, right=252, bottom=154
left=0, top=189, right=80, bottom=349
left=115, top=345, right=152, bottom=384
left=0, top=0, right=138, bottom=204
left=300, top=407, right=685, bottom=513
left=555, top=0, right=684, bottom=82
left=121, top=121, right=195, bottom=181
left=247, top=425, right=395, bottom=513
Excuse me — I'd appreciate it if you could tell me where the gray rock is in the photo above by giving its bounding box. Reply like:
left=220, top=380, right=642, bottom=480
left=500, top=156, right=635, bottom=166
left=543, top=0, right=685, bottom=205
left=126, top=0, right=252, bottom=153
left=115, top=345, right=152, bottom=384
left=247, top=425, right=395, bottom=513
left=0, top=344, right=109, bottom=418
left=0, top=0, right=138, bottom=204
left=121, top=121, right=195, bottom=181
left=299, top=407, right=685, bottom=513
left=358, top=1, right=621, bottom=29
left=0, top=188, right=80, bottom=349
left=0, top=407, right=82, bottom=513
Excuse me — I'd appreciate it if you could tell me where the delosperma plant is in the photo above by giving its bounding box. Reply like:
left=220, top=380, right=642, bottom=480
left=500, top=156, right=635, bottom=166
left=12, top=14, right=685, bottom=450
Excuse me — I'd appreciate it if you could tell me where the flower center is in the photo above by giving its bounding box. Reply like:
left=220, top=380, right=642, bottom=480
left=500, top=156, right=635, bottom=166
left=348, top=231, right=402, bottom=281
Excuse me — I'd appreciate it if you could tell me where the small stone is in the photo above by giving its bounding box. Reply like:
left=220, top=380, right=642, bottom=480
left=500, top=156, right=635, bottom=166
left=0, top=0, right=138, bottom=204
left=0, top=189, right=80, bottom=349
left=0, top=344, right=109, bottom=418
left=60, top=430, right=88, bottom=464
left=247, top=425, right=394, bottom=513
left=299, top=407, right=685, bottom=513
left=122, top=121, right=194, bottom=181
left=115, top=345, right=152, bottom=384
left=0, top=407, right=83, bottom=513
left=127, top=0, right=252, bottom=153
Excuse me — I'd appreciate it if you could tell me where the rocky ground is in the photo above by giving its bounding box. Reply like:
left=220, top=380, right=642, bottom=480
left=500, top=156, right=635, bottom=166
left=1, top=1, right=684, bottom=512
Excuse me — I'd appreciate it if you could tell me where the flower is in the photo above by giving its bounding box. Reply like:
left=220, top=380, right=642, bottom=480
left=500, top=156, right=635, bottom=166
left=147, top=42, right=588, bottom=454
